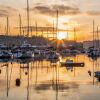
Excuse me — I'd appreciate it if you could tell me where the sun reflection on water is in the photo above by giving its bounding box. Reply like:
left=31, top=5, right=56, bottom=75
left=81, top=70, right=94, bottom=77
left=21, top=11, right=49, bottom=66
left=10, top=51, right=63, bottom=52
left=0, top=55, right=100, bottom=100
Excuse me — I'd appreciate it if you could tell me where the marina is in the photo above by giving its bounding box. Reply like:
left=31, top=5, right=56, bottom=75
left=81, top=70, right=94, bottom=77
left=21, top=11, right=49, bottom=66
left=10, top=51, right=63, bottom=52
left=0, top=0, right=100, bottom=100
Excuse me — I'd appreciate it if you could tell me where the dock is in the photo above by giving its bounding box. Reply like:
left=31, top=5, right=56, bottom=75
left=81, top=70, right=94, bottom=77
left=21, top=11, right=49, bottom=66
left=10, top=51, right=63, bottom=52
left=61, top=62, right=85, bottom=67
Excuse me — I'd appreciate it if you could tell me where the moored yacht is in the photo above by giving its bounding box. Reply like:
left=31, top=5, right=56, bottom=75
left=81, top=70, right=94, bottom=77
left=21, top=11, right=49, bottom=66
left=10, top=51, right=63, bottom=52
left=20, top=41, right=32, bottom=49
left=0, top=51, right=12, bottom=59
left=46, top=51, right=59, bottom=61
left=12, top=50, right=34, bottom=59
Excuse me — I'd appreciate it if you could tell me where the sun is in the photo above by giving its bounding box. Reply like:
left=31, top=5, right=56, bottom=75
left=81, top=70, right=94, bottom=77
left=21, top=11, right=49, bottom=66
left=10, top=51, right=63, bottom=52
left=57, top=32, right=67, bottom=40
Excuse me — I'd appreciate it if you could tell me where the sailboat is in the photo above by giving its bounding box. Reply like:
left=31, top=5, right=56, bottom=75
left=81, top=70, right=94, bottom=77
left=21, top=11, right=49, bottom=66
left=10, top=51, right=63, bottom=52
left=88, top=20, right=100, bottom=59
left=0, top=51, right=12, bottom=59
left=12, top=2, right=35, bottom=59
left=20, top=0, right=34, bottom=59
left=0, top=17, right=12, bottom=59
left=46, top=51, right=59, bottom=61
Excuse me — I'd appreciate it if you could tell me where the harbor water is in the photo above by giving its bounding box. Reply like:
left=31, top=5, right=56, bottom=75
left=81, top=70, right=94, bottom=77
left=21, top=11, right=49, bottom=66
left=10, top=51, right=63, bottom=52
left=0, top=54, right=100, bottom=100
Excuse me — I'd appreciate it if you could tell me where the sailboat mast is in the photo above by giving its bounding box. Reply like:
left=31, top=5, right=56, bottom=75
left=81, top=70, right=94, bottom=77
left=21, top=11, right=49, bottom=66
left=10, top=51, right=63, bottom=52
left=5, top=16, right=9, bottom=46
left=19, top=14, right=22, bottom=36
left=92, top=20, right=95, bottom=85
left=93, top=20, right=95, bottom=48
left=35, top=22, right=37, bottom=44
left=35, top=22, right=37, bottom=37
left=53, top=21, right=55, bottom=41
left=6, top=16, right=9, bottom=36
left=96, top=26, right=99, bottom=50
left=56, top=10, right=58, bottom=50
left=74, top=28, right=77, bottom=42
left=67, top=24, right=69, bottom=41
left=97, top=26, right=100, bottom=50
left=27, top=0, right=30, bottom=37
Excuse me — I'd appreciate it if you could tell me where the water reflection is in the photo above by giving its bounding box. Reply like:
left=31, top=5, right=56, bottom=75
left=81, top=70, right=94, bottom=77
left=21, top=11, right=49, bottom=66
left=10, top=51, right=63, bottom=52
left=0, top=55, right=100, bottom=100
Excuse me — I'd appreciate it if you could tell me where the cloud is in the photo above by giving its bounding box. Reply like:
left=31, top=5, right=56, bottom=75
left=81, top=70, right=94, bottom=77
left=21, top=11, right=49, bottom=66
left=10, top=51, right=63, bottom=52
left=86, top=11, right=100, bottom=16
left=0, top=5, right=18, bottom=17
left=31, top=4, right=81, bottom=17
left=52, top=5, right=80, bottom=15
left=30, top=5, right=55, bottom=17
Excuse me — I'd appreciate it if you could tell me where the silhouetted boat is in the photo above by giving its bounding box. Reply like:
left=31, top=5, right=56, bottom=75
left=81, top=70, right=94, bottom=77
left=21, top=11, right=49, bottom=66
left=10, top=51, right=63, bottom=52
left=87, top=47, right=100, bottom=58
left=0, top=44, right=8, bottom=49
left=16, top=58, right=33, bottom=64
left=0, top=58, right=11, bottom=62
left=60, top=59, right=84, bottom=67
left=94, top=71, right=100, bottom=78
left=88, top=20, right=100, bottom=59
left=94, top=71, right=100, bottom=82
left=46, top=51, right=59, bottom=61
left=0, top=51, right=12, bottom=59
left=12, top=50, right=34, bottom=59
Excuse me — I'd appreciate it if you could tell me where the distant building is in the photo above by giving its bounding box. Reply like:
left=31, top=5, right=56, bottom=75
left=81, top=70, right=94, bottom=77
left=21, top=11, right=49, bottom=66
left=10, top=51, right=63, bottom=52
left=83, top=41, right=93, bottom=50
left=58, top=40, right=83, bottom=51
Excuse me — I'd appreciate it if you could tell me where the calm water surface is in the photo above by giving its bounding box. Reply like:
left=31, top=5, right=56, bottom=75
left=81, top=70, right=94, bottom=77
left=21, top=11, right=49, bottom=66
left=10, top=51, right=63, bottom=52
left=0, top=55, right=100, bottom=100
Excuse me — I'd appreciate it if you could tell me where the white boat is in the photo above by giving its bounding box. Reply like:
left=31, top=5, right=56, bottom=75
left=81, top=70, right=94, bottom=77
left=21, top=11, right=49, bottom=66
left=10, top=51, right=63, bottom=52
left=46, top=51, right=59, bottom=61
left=0, top=51, right=12, bottom=58
left=0, top=44, right=8, bottom=49
left=12, top=50, right=34, bottom=59
left=20, top=41, right=32, bottom=48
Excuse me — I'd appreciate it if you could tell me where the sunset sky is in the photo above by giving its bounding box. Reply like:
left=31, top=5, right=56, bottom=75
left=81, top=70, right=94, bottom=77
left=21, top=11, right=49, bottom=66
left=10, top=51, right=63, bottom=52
left=0, top=0, right=100, bottom=41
